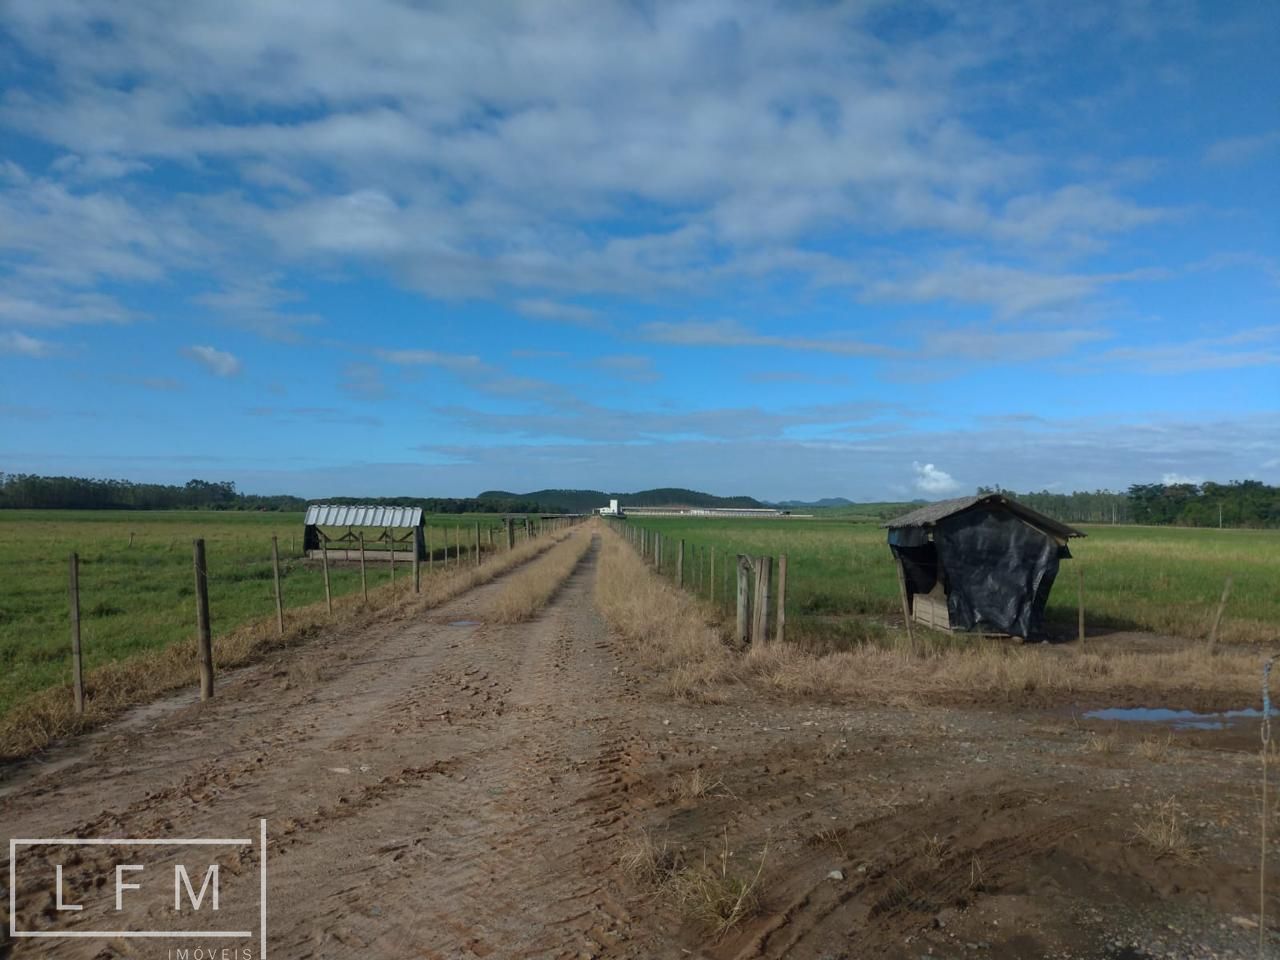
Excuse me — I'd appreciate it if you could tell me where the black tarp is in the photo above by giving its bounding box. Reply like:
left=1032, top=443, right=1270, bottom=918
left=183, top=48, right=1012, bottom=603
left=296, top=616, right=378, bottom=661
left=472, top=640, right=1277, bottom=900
left=929, top=506, right=1060, bottom=638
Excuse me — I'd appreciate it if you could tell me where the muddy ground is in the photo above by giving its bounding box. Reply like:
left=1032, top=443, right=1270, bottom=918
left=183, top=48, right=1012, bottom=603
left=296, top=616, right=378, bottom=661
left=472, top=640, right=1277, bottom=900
left=1, top=535, right=1274, bottom=959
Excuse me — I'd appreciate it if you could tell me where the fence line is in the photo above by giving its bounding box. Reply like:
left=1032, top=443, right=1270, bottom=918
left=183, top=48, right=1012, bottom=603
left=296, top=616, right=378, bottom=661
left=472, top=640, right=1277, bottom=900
left=611, top=519, right=786, bottom=648
left=51, top=516, right=584, bottom=709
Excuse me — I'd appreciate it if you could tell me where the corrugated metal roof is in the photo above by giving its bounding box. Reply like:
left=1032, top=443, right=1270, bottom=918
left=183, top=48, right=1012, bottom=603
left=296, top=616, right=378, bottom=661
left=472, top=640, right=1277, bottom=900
left=883, top=494, right=1084, bottom=539
left=304, top=505, right=423, bottom=528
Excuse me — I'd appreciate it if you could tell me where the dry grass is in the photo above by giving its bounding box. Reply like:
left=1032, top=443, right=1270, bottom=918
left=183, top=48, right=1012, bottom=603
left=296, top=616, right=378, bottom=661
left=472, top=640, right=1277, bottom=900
left=598, top=523, right=1271, bottom=707
left=484, top=530, right=593, bottom=623
left=620, top=829, right=686, bottom=887
left=1085, top=730, right=1119, bottom=754
left=623, top=828, right=765, bottom=939
left=670, top=768, right=732, bottom=802
left=594, top=532, right=736, bottom=700
left=1136, top=733, right=1174, bottom=761
left=1131, top=797, right=1200, bottom=862
left=0, top=530, right=572, bottom=761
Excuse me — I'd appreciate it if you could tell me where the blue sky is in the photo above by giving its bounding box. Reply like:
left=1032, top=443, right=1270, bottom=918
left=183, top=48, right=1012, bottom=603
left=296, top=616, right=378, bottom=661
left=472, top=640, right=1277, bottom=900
left=0, top=1, right=1277, bottom=501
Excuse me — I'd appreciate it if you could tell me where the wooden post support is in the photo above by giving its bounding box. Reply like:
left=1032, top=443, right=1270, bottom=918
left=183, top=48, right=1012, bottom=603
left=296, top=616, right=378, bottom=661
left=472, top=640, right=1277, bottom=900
left=1076, top=564, right=1085, bottom=645
left=455, top=525, right=462, bottom=567
left=776, top=553, right=787, bottom=645
left=321, top=533, right=333, bottom=615
left=193, top=539, right=214, bottom=700
left=753, top=555, right=773, bottom=647
left=271, top=536, right=284, bottom=636
left=68, top=551, right=84, bottom=714
left=474, top=522, right=481, bottom=568
left=389, top=531, right=396, bottom=585
left=413, top=526, right=423, bottom=593
left=427, top=525, right=434, bottom=571
left=524, top=517, right=531, bottom=540
left=128, top=531, right=134, bottom=548
left=1208, top=574, right=1233, bottom=655
left=736, top=555, right=752, bottom=646
left=488, top=526, right=494, bottom=548
left=359, top=532, right=369, bottom=602
left=677, top=539, right=685, bottom=588
left=506, top=519, right=515, bottom=551
left=894, top=556, right=913, bottom=653
left=710, top=546, right=716, bottom=604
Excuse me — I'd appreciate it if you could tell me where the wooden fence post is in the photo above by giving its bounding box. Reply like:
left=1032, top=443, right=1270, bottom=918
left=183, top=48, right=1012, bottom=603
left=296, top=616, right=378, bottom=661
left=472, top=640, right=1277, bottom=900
left=506, top=519, right=515, bottom=551
left=359, top=532, right=369, bottom=602
left=655, top=533, right=663, bottom=571
left=894, top=555, right=913, bottom=653
left=1076, top=564, right=1085, bottom=646
left=753, top=555, right=773, bottom=647
left=271, top=536, right=284, bottom=636
left=321, top=533, right=332, bottom=615
left=776, top=553, right=787, bottom=645
left=1208, top=574, right=1233, bottom=655
left=413, top=526, right=423, bottom=593
left=710, top=546, right=716, bottom=604
left=474, top=522, right=481, bottom=568
left=427, top=525, right=434, bottom=571
left=128, top=531, right=134, bottom=548
left=736, top=555, right=752, bottom=646
left=193, top=539, right=214, bottom=700
left=389, top=531, right=396, bottom=585
left=68, top=551, right=84, bottom=714
left=488, top=526, right=494, bottom=549
left=677, top=539, right=685, bottom=588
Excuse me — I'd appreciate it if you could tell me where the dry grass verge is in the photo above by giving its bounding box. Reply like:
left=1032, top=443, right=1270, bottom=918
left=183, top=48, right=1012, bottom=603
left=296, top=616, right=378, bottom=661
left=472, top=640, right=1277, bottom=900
left=484, top=529, right=594, bottom=623
left=0, top=530, right=573, bottom=762
left=595, top=523, right=1272, bottom=707
left=594, top=532, right=735, bottom=700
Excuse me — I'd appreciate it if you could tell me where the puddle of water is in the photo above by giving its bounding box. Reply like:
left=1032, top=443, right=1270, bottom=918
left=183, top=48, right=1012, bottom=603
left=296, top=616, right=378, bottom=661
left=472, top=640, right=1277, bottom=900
left=1083, top=705, right=1276, bottom=730
left=447, top=619, right=481, bottom=627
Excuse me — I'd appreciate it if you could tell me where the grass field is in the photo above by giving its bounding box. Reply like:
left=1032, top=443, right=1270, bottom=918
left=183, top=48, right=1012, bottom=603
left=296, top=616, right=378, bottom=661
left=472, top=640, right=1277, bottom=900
left=622, top=517, right=1280, bottom=648
left=0, top=510, right=521, bottom=719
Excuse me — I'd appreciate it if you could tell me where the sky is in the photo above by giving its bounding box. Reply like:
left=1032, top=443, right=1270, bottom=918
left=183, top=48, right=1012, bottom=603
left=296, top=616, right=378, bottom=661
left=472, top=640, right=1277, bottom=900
left=0, top=0, right=1277, bottom=502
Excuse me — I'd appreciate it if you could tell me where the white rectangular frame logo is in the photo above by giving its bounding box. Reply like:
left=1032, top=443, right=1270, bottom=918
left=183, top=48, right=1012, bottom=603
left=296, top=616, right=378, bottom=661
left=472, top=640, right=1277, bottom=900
left=8, top=818, right=266, bottom=955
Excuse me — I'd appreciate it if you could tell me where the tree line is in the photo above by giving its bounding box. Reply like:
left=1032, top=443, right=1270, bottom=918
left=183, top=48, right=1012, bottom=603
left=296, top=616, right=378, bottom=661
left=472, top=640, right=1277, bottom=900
left=977, top=480, right=1280, bottom=528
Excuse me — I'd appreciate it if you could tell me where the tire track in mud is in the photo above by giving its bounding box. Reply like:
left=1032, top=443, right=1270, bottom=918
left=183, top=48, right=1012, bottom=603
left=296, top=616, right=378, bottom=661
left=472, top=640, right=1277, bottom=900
left=264, top=534, right=658, bottom=959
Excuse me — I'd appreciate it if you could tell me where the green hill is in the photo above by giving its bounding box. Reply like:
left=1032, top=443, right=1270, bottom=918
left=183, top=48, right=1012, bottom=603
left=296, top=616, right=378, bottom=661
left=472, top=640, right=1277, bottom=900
left=476, top=487, right=765, bottom=514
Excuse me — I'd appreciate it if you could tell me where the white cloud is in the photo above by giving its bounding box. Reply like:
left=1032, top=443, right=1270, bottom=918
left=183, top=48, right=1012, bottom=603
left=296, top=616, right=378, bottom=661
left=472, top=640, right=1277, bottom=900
left=374, top=348, right=484, bottom=371
left=913, top=461, right=960, bottom=495
left=516, top=299, right=604, bottom=328
left=641, top=319, right=895, bottom=357
left=0, top=330, right=55, bottom=357
left=1160, top=472, right=1203, bottom=485
left=0, top=1, right=1181, bottom=310
left=1204, top=129, right=1280, bottom=166
left=182, top=344, right=242, bottom=377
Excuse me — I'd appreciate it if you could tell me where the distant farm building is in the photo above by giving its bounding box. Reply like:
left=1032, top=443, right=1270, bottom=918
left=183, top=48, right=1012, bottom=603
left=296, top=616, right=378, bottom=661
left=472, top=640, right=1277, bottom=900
left=612, top=505, right=808, bottom=519
left=884, top=494, right=1084, bottom=639
left=303, top=504, right=425, bottom=561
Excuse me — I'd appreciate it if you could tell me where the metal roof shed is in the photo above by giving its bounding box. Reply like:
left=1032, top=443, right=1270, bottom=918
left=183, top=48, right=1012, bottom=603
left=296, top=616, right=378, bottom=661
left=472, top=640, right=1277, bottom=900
left=304, top=504, right=425, bottom=562
left=884, top=494, right=1085, bottom=639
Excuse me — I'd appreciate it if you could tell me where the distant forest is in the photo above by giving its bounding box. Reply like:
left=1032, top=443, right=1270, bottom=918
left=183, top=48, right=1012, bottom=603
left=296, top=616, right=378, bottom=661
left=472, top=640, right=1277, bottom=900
left=0, top=475, right=762, bottom=516
left=1, top=473, right=1277, bottom=528
left=978, top=481, right=1280, bottom=528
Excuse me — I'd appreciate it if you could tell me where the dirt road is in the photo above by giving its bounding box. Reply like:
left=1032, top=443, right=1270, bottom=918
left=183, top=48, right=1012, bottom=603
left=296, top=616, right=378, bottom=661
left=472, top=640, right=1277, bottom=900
left=1, top=533, right=1273, bottom=959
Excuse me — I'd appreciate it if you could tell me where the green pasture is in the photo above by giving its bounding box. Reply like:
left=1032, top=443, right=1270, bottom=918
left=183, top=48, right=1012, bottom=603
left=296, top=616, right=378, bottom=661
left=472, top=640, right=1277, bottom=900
left=0, top=510, right=521, bottom=717
left=621, top=517, right=1280, bottom=649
